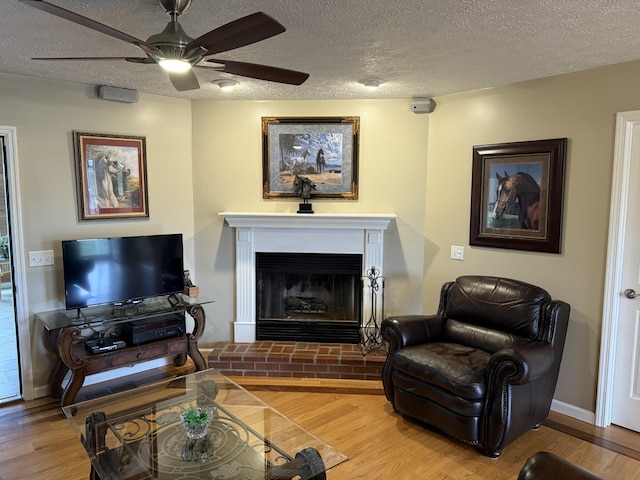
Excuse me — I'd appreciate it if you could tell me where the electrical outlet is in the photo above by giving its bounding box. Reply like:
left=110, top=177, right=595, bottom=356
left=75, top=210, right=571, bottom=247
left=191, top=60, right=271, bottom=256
left=450, top=245, right=464, bottom=261
left=29, top=250, right=54, bottom=267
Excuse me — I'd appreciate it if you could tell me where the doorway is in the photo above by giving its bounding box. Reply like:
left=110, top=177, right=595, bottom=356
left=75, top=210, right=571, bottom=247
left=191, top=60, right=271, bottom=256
left=0, top=134, right=19, bottom=402
left=596, top=110, right=640, bottom=430
left=0, top=126, right=32, bottom=402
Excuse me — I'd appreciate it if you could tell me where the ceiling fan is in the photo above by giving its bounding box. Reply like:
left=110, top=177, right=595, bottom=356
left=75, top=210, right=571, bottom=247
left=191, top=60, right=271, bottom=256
left=19, top=0, right=310, bottom=91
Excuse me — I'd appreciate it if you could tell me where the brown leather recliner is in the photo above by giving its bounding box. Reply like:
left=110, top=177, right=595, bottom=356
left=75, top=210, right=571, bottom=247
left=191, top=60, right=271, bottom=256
left=381, top=276, right=570, bottom=457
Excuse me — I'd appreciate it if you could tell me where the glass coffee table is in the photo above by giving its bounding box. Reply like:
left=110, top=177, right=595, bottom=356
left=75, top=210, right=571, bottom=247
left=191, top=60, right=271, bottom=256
left=63, top=369, right=347, bottom=479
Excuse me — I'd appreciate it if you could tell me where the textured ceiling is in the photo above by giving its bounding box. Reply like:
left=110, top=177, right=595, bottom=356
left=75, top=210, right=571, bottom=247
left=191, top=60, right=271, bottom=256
left=1, top=1, right=640, bottom=101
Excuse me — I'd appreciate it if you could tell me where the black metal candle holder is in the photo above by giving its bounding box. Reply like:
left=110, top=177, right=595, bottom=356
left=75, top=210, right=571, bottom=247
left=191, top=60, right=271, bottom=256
left=360, top=265, right=386, bottom=355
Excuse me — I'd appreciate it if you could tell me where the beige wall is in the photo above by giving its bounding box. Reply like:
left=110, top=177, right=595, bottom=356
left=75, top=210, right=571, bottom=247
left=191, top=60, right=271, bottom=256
left=425, top=60, right=640, bottom=411
left=191, top=99, right=430, bottom=343
left=0, top=73, right=195, bottom=391
left=5, top=59, right=640, bottom=414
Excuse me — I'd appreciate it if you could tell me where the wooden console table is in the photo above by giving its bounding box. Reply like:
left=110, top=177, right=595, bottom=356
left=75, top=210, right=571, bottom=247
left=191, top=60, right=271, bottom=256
left=36, top=295, right=212, bottom=407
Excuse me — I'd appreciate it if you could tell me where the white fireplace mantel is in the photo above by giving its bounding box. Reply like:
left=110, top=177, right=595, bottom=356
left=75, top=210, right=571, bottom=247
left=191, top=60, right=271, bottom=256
left=221, top=212, right=396, bottom=230
left=220, top=212, right=396, bottom=342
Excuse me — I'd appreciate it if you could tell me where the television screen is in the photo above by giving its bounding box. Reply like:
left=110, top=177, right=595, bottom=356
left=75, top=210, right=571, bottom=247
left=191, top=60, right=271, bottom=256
left=62, top=234, right=184, bottom=310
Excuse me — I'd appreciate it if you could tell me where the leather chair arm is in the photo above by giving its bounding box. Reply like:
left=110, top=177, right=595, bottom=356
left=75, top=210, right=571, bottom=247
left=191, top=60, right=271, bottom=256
left=381, top=315, right=445, bottom=351
left=487, top=342, right=555, bottom=385
left=518, top=451, right=603, bottom=480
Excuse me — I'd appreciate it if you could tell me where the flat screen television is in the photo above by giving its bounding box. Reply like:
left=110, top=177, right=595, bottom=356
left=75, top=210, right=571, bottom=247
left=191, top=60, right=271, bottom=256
left=62, top=233, right=184, bottom=310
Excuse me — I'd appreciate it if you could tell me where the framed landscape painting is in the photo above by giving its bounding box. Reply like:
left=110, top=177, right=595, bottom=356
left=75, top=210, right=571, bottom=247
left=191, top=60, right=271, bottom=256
left=74, top=131, right=149, bottom=221
left=262, top=116, right=360, bottom=199
left=469, top=138, right=567, bottom=253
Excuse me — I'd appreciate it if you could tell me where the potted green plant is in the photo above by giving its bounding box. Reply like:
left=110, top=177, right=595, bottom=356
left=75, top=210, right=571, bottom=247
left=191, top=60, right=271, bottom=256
left=0, top=235, right=8, bottom=259
left=180, top=405, right=214, bottom=439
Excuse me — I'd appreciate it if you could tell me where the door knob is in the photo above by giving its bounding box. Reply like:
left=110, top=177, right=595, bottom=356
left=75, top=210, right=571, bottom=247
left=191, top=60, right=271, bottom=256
left=624, top=288, right=638, bottom=299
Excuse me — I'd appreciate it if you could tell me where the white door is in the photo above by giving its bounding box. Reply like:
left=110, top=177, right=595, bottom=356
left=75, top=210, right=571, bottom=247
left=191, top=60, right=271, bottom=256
left=600, top=111, right=640, bottom=432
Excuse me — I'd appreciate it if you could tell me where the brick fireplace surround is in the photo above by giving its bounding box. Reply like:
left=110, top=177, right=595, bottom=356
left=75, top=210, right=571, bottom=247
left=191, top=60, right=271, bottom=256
left=208, top=341, right=386, bottom=381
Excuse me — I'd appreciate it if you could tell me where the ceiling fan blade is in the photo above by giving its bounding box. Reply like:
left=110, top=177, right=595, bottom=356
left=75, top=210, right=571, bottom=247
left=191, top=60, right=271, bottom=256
left=20, top=0, right=160, bottom=56
left=32, top=56, right=150, bottom=62
left=168, top=69, right=200, bottom=91
left=205, top=59, right=309, bottom=85
left=186, top=12, right=285, bottom=56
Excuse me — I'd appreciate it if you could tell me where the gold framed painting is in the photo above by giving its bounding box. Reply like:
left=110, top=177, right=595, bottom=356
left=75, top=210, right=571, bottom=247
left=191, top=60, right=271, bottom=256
left=74, top=131, right=149, bottom=220
left=262, top=116, right=360, bottom=199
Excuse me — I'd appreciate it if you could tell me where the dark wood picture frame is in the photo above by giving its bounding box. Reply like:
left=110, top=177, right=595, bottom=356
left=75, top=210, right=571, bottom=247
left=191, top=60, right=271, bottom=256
left=469, top=138, right=567, bottom=253
left=73, top=131, right=149, bottom=221
left=262, top=116, right=359, bottom=199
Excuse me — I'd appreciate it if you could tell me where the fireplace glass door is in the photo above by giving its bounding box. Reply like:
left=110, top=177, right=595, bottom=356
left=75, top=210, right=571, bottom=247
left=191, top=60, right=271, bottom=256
left=256, top=253, right=362, bottom=343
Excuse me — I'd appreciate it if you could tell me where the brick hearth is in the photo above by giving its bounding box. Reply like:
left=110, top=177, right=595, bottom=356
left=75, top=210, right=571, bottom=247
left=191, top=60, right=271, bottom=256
left=208, top=341, right=386, bottom=380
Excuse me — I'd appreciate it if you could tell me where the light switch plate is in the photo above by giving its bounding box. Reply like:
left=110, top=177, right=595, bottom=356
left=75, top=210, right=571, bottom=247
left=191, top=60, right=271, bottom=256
left=450, top=245, right=464, bottom=261
left=29, top=250, right=54, bottom=267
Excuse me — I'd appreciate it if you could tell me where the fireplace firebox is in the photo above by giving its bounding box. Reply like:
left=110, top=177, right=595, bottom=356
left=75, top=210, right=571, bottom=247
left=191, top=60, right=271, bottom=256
left=256, top=253, right=362, bottom=343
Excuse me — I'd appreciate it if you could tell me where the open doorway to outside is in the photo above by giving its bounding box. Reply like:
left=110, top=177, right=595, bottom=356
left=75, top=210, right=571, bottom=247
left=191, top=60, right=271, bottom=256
left=0, top=126, right=32, bottom=403
left=0, top=134, right=19, bottom=402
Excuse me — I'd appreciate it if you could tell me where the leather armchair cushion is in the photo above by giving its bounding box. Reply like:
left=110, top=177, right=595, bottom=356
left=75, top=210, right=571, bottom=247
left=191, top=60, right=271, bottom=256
left=445, top=276, right=551, bottom=339
left=444, top=319, right=527, bottom=354
left=392, top=371, right=484, bottom=416
left=392, top=342, right=491, bottom=400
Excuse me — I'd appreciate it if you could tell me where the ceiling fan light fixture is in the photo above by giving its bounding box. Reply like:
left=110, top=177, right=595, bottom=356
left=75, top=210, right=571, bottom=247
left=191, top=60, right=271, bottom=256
left=212, top=79, right=238, bottom=91
left=20, top=1, right=308, bottom=92
left=159, top=58, right=192, bottom=73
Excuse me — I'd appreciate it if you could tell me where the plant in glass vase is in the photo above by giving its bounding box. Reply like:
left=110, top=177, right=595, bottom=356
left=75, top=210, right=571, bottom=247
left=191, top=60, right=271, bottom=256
left=180, top=406, right=214, bottom=439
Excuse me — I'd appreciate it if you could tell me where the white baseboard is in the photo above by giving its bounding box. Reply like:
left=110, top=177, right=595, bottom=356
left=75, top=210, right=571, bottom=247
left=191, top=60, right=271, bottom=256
left=33, top=384, right=50, bottom=399
left=551, top=399, right=595, bottom=424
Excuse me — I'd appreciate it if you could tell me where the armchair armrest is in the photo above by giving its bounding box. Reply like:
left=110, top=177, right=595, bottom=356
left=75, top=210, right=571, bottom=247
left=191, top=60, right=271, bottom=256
left=518, top=452, right=603, bottom=480
left=381, top=315, right=445, bottom=351
left=487, top=342, right=555, bottom=385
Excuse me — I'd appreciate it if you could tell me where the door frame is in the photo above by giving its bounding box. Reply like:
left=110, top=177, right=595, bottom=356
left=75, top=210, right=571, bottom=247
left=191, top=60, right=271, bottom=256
left=0, top=126, right=33, bottom=400
left=595, top=110, right=639, bottom=427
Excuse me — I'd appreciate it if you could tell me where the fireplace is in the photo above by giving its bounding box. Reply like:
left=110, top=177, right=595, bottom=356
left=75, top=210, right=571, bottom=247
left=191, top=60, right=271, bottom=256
left=256, top=252, right=362, bottom=343
left=220, top=212, right=396, bottom=343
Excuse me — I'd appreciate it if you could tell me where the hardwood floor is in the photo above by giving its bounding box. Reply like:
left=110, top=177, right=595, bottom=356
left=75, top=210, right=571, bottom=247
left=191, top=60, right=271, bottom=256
left=0, top=372, right=639, bottom=479
left=544, top=410, right=640, bottom=462
left=248, top=380, right=640, bottom=479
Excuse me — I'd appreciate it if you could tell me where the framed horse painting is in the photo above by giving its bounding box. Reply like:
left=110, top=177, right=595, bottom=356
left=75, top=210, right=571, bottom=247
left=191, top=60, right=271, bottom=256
left=261, top=116, right=359, bottom=199
left=73, top=131, right=149, bottom=221
left=469, top=138, right=567, bottom=253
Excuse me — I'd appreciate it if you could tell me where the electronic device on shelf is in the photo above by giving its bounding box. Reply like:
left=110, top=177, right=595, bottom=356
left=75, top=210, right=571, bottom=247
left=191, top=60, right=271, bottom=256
left=61, top=233, right=184, bottom=311
left=84, top=337, right=127, bottom=355
left=120, top=312, right=186, bottom=345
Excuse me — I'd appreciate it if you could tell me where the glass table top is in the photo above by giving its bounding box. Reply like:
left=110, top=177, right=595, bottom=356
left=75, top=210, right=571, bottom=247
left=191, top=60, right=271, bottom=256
left=36, top=294, right=214, bottom=331
left=63, top=369, right=348, bottom=479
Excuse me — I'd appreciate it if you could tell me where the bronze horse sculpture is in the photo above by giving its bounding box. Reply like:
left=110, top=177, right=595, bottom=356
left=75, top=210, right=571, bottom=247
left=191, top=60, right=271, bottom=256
left=293, top=175, right=316, bottom=199
left=493, top=171, right=541, bottom=230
